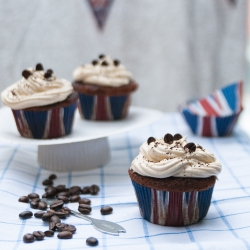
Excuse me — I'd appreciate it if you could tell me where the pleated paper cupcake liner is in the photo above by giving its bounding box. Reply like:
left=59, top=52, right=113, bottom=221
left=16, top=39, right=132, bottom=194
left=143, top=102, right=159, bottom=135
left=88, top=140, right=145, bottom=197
left=131, top=180, right=214, bottom=226
left=12, top=102, right=77, bottom=139
left=77, top=93, right=131, bottom=120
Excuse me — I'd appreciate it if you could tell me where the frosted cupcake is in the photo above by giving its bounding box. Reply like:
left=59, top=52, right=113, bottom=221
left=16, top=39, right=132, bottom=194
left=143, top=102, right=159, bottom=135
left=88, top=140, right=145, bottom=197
left=72, top=54, right=138, bottom=120
left=1, top=63, right=78, bottom=139
left=128, top=133, right=222, bottom=226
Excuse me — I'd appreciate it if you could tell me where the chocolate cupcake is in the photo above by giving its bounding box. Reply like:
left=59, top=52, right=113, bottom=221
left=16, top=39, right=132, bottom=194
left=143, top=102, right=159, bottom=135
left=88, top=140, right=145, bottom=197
left=128, top=133, right=222, bottom=226
left=72, top=55, right=138, bottom=120
left=1, top=63, right=78, bottom=139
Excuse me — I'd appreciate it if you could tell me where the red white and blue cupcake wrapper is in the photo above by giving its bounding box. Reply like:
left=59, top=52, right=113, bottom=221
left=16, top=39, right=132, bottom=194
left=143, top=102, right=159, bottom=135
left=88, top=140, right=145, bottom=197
left=180, top=81, right=243, bottom=137
left=12, top=102, right=77, bottom=139
left=131, top=180, right=214, bottom=226
left=77, top=93, right=131, bottom=120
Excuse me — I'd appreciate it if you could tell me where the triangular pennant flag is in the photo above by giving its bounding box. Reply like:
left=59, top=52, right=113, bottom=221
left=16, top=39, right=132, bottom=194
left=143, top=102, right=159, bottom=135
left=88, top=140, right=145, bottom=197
left=87, top=0, right=114, bottom=30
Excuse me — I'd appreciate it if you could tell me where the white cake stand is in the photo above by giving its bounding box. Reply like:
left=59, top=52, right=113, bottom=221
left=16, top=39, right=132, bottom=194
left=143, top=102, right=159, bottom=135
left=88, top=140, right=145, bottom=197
left=0, top=106, right=163, bottom=171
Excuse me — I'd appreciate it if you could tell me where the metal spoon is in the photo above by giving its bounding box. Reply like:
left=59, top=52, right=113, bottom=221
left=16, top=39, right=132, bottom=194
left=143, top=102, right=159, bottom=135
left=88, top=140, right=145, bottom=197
left=42, top=198, right=126, bottom=236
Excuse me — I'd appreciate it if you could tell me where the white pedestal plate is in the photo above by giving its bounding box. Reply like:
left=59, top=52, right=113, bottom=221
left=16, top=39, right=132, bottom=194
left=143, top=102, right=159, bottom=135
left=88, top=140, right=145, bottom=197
left=0, top=106, right=163, bottom=171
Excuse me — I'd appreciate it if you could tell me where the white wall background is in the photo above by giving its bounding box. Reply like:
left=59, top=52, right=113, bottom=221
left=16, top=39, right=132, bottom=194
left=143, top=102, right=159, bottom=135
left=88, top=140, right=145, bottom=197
left=0, top=0, right=247, bottom=111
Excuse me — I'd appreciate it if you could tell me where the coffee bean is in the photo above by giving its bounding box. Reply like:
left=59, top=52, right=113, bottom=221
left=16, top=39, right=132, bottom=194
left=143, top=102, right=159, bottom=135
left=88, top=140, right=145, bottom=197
left=60, top=206, right=71, bottom=214
left=56, top=223, right=76, bottom=233
left=78, top=204, right=91, bottom=214
left=19, top=211, right=33, bottom=219
left=49, top=215, right=61, bottom=231
left=57, top=231, right=72, bottom=239
left=22, top=70, right=32, bottom=79
left=44, top=230, right=54, bottom=237
left=99, top=54, right=105, bottom=59
left=31, top=197, right=41, bottom=203
left=30, top=200, right=39, bottom=209
left=46, top=188, right=57, bottom=198
left=42, top=212, right=54, bottom=221
left=164, top=133, right=174, bottom=144
left=57, top=191, right=70, bottom=197
left=69, top=186, right=81, bottom=196
left=81, top=186, right=90, bottom=194
left=35, top=63, right=44, bottom=71
left=38, top=201, right=47, bottom=210
left=173, top=133, right=182, bottom=140
left=49, top=174, right=57, bottom=180
left=47, top=209, right=56, bottom=214
left=23, top=233, right=34, bottom=243
left=100, top=206, right=113, bottom=215
left=57, top=195, right=69, bottom=203
left=92, top=60, right=98, bottom=65
left=147, top=137, right=156, bottom=145
left=55, top=185, right=67, bottom=193
left=113, top=59, right=120, bottom=66
left=184, top=142, right=196, bottom=153
left=54, top=211, right=69, bottom=218
left=42, top=193, right=48, bottom=198
left=18, top=196, right=29, bottom=203
left=101, top=60, right=109, bottom=66
left=89, top=184, right=100, bottom=195
left=86, top=237, right=98, bottom=246
left=42, top=179, right=53, bottom=186
left=78, top=198, right=91, bottom=205
left=33, top=231, right=45, bottom=240
left=28, top=193, right=39, bottom=199
left=70, top=195, right=80, bottom=202
left=50, top=200, right=64, bottom=210
left=34, top=211, right=45, bottom=218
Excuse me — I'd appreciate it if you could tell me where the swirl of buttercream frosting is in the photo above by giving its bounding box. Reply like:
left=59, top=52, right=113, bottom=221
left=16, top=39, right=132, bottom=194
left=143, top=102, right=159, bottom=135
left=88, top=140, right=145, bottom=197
left=73, top=55, right=132, bottom=87
left=130, top=136, right=222, bottom=178
left=1, top=67, right=73, bottom=109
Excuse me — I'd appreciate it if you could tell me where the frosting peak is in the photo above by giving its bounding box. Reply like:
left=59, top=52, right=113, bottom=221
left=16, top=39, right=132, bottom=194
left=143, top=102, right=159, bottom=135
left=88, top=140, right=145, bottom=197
left=1, top=64, right=73, bottom=109
left=130, top=135, right=222, bottom=178
left=73, top=55, right=132, bottom=87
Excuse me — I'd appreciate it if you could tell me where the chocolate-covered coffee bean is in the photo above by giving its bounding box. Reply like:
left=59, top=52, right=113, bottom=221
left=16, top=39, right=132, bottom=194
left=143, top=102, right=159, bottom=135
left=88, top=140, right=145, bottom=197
left=19, top=211, right=33, bottom=219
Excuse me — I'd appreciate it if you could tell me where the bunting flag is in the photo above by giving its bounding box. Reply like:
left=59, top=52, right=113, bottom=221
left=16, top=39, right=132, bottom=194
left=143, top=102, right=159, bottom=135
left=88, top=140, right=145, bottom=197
left=87, top=0, right=114, bottom=30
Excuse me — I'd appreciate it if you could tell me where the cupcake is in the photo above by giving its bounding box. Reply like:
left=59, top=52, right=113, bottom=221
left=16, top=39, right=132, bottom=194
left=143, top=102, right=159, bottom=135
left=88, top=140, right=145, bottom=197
left=72, top=54, right=138, bottom=120
left=1, top=63, right=78, bottom=139
left=128, top=133, right=222, bottom=226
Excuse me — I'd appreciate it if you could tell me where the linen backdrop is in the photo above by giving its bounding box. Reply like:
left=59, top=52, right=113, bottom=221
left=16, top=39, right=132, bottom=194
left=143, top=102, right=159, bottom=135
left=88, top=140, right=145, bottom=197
left=0, top=0, right=247, bottom=111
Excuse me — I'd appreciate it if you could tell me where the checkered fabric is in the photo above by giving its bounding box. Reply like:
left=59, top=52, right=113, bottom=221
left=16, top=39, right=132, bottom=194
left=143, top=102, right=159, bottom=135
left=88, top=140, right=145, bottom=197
left=0, top=113, right=250, bottom=250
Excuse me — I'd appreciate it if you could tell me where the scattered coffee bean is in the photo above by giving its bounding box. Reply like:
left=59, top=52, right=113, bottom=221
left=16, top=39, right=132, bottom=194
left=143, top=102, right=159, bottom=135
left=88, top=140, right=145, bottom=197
left=54, top=211, right=69, bottom=218
left=31, top=197, right=41, bottom=203
left=28, top=193, right=39, bottom=199
left=19, top=211, right=33, bottom=219
left=23, top=233, right=34, bottom=243
left=50, top=200, right=64, bottom=211
left=173, top=133, right=182, bottom=140
left=42, top=193, right=48, bottom=198
left=55, top=185, right=67, bottom=193
left=57, top=231, right=72, bottom=239
left=70, top=195, right=80, bottom=202
left=46, top=189, right=57, bottom=198
left=184, top=142, right=196, bottom=153
left=47, top=209, right=56, bottom=214
left=57, top=195, right=69, bottom=203
left=89, top=184, right=100, bottom=195
left=78, top=204, right=91, bottom=214
left=33, top=231, right=45, bottom=240
left=100, top=206, right=113, bottom=215
left=42, top=179, right=53, bottom=186
left=57, top=191, right=70, bottom=197
left=147, top=137, right=156, bottom=145
left=49, top=174, right=57, bottom=180
left=69, top=186, right=81, bottom=196
left=49, top=215, right=61, bottom=231
left=86, top=237, right=98, bottom=246
left=56, top=223, right=76, bottom=233
left=60, top=207, right=71, bottom=213
left=34, top=211, right=45, bottom=218
left=164, top=133, right=174, bottom=144
left=38, top=201, right=47, bottom=210
left=81, top=186, right=90, bottom=194
left=30, top=200, right=39, bottom=209
left=45, top=186, right=53, bottom=192
left=42, top=212, right=54, bottom=221
left=79, top=198, right=91, bottom=205
left=18, top=196, right=29, bottom=203
left=44, top=230, right=54, bottom=237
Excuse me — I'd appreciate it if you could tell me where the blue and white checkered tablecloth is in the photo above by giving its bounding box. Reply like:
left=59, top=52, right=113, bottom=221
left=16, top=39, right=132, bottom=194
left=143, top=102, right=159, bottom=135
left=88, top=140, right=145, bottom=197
left=0, top=113, right=250, bottom=250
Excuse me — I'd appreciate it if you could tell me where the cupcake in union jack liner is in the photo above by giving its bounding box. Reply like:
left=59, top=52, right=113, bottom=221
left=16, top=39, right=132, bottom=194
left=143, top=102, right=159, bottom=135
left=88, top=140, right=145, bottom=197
left=180, top=81, right=243, bottom=137
left=72, top=54, right=138, bottom=120
left=128, top=133, right=222, bottom=226
left=1, top=63, right=78, bottom=139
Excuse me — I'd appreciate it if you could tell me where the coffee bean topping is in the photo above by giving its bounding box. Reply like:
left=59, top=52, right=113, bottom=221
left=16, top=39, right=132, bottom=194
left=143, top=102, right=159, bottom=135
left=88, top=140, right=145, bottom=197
left=184, top=142, right=196, bottom=153
left=44, top=230, right=54, bottom=237
left=22, top=70, right=32, bottom=79
left=86, top=237, right=98, bottom=246
left=42, top=179, right=53, bottom=186
left=100, top=206, right=113, bottom=215
left=89, top=184, right=100, bottom=195
left=49, top=174, right=57, bottom=180
left=57, top=231, right=73, bottom=239
left=101, top=60, right=109, bottom=66
left=164, top=133, right=174, bottom=144
left=78, top=204, right=92, bottom=214
left=34, top=211, right=45, bottom=218
left=92, top=60, right=98, bottom=65
left=147, top=137, right=156, bottom=145
left=38, top=201, right=47, bottom=210
left=28, top=193, right=39, bottom=199
left=44, top=70, right=53, bottom=79
left=69, top=186, right=81, bottom=196
left=79, top=198, right=91, bottom=205
left=99, top=54, right=105, bottom=59
left=113, top=59, right=120, bottom=66
left=18, top=196, right=29, bottom=203
left=70, top=195, right=81, bottom=203
left=33, top=231, right=45, bottom=240
left=173, top=133, right=182, bottom=141
left=81, top=186, right=90, bottom=194
left=50, top=200, right=64, bottom=211
left=23, top=233, right=34, bottom=243
left=19, top=211, right=33, bottom=219
left=35, top=63, right=44, bottom=71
